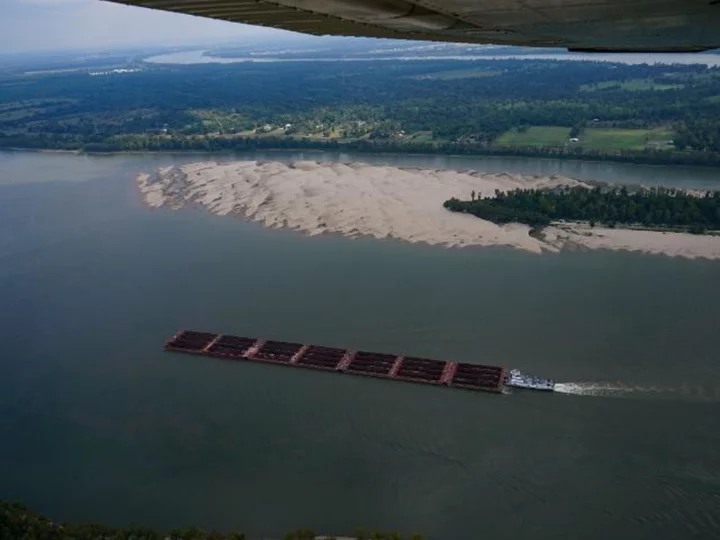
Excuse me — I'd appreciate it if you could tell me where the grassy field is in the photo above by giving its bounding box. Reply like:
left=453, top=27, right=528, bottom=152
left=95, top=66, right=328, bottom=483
left=578, top=128, right=673, bottom=150
left=411, top=68, right=502, bottom=80
left=580, top=79, right=684, bottom=92
left=495, top=126, right=571, bottom=147
left=495, top=126, right=674, bottom=151
left=0, top=108, right=46, bottom=122
left=408, top=131, right=436, bottom=143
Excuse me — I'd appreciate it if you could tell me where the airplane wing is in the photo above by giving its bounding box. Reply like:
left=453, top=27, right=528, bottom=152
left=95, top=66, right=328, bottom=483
left=106, top=0, right=720, bottom=52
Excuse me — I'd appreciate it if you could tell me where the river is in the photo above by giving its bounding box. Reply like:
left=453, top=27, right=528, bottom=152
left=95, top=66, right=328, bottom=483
left=145, top=49, right=720, bottom=67
left=1, top=149, right=719, bottom=539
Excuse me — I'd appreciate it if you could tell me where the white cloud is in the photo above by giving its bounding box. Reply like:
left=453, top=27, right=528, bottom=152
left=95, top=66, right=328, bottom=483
left=2, top=0, right=293, bottom=53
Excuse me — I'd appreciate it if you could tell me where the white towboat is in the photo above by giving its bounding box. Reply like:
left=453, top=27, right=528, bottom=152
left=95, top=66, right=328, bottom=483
left=505, top=369, right=555, bottom=391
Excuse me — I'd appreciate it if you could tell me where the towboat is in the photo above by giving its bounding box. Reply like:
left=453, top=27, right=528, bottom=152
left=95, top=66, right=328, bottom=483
left=505, top=369, right=555, bottom=391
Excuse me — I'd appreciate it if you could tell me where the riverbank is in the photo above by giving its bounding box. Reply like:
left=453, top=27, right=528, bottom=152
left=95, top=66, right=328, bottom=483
left=137, top=160, right=720, bottom=259
left=5, top=138, right=720, bottom=168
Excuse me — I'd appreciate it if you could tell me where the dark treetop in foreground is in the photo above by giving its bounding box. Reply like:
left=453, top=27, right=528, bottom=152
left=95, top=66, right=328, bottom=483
left=444, top=186, right=720, bottom=233
left=0, top=501, right=424, bottom=540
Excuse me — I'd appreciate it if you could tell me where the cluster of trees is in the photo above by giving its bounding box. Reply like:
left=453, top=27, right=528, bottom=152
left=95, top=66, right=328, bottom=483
left=444, top=186, right=720, bottom=233
left=444, top=195, right=552, bottom=227
left=0, top=501, right=424, bottom=540
left=674, top=118, right=720, bottom=152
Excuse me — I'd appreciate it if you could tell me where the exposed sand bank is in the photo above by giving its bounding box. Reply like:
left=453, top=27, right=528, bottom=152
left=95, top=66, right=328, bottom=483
left=137, top=160, right=720, bottom=259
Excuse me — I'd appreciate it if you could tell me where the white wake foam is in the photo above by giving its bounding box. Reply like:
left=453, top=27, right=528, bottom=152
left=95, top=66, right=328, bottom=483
left=554, top=382, right=642, bottom=397
left=555, top=382, right=720, bottom=402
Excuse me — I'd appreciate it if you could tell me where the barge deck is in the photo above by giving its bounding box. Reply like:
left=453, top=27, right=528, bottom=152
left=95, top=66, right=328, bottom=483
left=164, top=330, right=507, bottom=393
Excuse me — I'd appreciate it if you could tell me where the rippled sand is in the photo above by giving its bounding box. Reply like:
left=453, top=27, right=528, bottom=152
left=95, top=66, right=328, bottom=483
left=137, top=160, right=720, bottom=259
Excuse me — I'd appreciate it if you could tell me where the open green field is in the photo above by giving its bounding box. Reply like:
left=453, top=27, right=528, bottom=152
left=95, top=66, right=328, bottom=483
left=495, top=126, right=674, bottom=151
left=495, top=126, right=571, bottom=147
left=578, top=128, right=674, bottom=150
left=411, top=68, right=502, bottom=80
left=408, top=130, right=435, bottom=143
left=580, top=79, right=684, bottom=92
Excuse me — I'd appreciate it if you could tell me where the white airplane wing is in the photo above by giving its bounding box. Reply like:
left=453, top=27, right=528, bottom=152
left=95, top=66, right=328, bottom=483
left=106, top=0, right=720, bottom=52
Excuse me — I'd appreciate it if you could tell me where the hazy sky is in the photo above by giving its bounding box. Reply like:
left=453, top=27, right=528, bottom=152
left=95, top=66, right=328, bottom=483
left=2, top=0, right=293, bottom=53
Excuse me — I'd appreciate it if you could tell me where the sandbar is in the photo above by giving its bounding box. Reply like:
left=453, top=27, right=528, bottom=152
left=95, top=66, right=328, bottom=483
left=137, top=160, right=720, bottom=259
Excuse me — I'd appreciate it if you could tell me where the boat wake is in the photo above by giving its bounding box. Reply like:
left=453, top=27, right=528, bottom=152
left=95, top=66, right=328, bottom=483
left=555, top=382, right=650, bottom=397
left=555, top=381, right=720, bottom=402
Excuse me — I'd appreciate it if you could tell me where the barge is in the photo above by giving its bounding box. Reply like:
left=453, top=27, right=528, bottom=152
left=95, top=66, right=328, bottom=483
left=163, top=330, right=554, bottom=393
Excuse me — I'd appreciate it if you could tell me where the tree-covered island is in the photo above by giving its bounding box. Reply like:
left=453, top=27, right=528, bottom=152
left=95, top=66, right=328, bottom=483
left=444, top=186, right=720, bottom=234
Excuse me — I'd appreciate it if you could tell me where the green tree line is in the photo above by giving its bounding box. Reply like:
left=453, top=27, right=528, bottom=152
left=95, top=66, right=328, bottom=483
left=4, top=132, right=720, bottom=167
left=444, top=186, right=720, bottom=233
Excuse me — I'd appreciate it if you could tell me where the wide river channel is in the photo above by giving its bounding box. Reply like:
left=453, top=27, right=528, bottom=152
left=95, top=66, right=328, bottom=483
left=1, top=149, right=719, bottom=539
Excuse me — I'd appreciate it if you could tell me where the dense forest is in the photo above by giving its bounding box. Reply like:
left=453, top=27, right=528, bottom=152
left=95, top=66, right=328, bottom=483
left=444, top=186, right=720, bottom=233
left=2, top=49, right=720, bottom=165
left=0, top=501, right=423, bottom=540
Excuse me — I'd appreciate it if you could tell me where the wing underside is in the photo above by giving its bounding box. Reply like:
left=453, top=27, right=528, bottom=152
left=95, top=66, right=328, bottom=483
left=106, top=0, right=720, bottom=52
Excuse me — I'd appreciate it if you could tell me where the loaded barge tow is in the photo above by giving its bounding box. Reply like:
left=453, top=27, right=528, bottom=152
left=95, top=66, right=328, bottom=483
left=164, top=330, right=555, bottom=393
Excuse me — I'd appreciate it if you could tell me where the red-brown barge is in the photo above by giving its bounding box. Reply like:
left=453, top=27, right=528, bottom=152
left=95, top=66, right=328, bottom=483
left=164, top=330, right=507, bottom=393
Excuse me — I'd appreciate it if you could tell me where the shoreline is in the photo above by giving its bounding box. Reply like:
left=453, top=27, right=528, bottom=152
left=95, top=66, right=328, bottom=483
left=4, top=144, right=720, bottom=169
left=136, top=160, right=720, bottom=260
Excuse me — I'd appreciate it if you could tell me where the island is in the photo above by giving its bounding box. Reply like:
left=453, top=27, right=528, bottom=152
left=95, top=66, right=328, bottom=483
left=444, top=186, right=720, bottom=234
left=137, top=160, right=720, bottom=259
